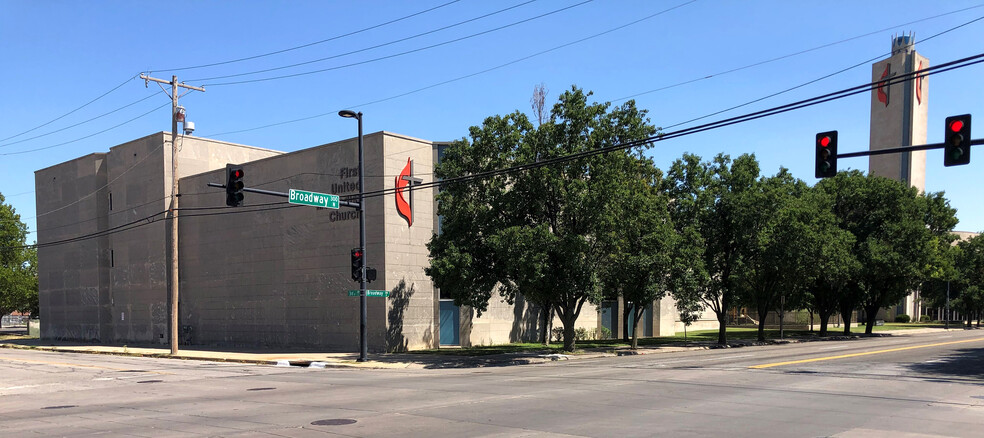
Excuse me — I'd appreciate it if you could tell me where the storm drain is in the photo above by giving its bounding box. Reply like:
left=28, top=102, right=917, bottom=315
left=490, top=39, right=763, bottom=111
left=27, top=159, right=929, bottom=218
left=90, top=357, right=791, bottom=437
left=311, top=419, right=357, bottom=426
left=42, top=405, right=77, bottom=410
left=247, top=387, right=276, bottom=391
left=137, top=380, right=163, bottom=384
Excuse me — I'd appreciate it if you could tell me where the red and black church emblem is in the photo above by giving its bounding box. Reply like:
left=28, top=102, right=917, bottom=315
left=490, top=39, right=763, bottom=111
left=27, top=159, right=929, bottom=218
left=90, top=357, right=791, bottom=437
left=395, top=158, right=423, bottom=227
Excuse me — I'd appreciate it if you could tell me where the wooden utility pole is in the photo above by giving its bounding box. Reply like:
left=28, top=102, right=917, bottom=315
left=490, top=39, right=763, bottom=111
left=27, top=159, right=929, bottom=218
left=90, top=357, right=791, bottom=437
left=139, top=74, right=204, bottom=355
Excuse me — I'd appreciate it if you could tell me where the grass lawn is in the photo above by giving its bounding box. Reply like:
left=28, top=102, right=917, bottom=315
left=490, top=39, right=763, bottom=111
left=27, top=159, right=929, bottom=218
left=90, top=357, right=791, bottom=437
left=410, top=323, right=947, bottom=355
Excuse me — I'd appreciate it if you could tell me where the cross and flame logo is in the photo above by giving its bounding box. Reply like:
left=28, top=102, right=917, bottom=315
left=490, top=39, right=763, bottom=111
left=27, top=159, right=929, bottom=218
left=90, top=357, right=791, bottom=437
left=395, top=158, right=423, bottom=227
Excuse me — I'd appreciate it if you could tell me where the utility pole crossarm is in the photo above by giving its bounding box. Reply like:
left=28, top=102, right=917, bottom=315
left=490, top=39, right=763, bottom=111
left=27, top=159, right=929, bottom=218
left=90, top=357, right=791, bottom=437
left=140, top=74, right=205, bottom=92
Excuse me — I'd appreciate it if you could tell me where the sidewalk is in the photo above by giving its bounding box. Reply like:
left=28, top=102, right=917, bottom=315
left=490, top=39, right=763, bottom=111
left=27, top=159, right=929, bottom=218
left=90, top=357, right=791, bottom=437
left=0, top=335, right=615, bottom=369
left=0, top=326, right=958, bottom=369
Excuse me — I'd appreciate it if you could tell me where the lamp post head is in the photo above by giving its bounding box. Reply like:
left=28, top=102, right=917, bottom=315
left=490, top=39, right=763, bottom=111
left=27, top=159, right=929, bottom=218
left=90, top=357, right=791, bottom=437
left=338, top=110, right=361, bottom=120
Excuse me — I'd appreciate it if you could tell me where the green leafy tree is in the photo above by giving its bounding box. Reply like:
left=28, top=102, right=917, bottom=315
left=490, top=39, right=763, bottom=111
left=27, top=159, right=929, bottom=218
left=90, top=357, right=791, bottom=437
left=954, top=235, right=984, bottom=327
left=804, top=184, right=858, bottom=336
left=0, top=193, right=37, bottom=326
left=663, top=153, right=759, bottom=345
left=427, top=87, right=658, bottom=352
left=597, top=156, right=682, bottom=349
left=734, top=169, right=821, bottom=341
left=820, top=172, right=957, bottom=334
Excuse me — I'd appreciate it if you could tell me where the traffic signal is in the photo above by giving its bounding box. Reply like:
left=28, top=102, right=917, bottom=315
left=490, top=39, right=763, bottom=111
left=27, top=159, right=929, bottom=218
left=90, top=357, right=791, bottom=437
left=944, top=115, right=971, bottom=167
left=226, top=165, right=245, bottom=207
left=815, top=131, right=838, bottom=178
left=351, top=248, right=364, bottom=281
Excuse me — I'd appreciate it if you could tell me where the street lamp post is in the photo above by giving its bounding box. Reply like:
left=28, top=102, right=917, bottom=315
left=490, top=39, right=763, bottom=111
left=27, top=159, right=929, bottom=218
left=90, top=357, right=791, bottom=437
left=339, top=110, right=367, bottom=362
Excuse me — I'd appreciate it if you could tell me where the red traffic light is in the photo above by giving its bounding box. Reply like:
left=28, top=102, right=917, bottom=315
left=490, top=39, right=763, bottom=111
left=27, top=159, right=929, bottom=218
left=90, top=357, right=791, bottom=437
left=353, top=250, right=363, bottom=258
left=949, top=119, right=964, bottom=132
left=819, top=136, right=831, bottom=147
left=231, top=169, right=243, bottom=178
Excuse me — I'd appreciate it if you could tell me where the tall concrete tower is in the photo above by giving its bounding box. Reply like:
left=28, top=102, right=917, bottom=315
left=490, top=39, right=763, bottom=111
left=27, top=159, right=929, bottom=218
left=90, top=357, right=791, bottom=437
left=868, top=34, right=929, bottom=192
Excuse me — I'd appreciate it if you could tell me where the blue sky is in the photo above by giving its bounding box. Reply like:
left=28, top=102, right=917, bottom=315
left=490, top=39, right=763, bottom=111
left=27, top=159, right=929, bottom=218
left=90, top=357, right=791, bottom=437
left=2, top=0, right=984, bottom=242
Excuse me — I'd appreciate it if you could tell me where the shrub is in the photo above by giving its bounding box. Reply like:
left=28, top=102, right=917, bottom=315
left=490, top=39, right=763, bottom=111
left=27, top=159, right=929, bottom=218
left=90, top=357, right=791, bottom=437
left=894, top=314, right=910, bottom=323
left=919, top=314, right=932, bottom=323
left=598, top=326, right=613, bottom=340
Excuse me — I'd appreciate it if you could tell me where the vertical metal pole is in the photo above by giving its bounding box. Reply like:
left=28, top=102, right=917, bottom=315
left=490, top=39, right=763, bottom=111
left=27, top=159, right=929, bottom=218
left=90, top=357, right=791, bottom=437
left=169, top=76, right=180, bottom=355
left=357, top=112, right=367, bottom=362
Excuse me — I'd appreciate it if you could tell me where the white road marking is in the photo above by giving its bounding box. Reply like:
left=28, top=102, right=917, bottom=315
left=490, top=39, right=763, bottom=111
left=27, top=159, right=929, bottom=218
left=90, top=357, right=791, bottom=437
left=818, top=345, right=850, bottom=351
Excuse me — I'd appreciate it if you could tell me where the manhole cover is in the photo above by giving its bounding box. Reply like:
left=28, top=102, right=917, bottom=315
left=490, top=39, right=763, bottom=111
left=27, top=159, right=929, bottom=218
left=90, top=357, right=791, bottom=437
left=247, top=387, right=276, bottom=391
left=311, top=419, right=357, bottom=426
left=137, top=380, right=163, bottom=384
left=42, top=405, right=77, bottom=410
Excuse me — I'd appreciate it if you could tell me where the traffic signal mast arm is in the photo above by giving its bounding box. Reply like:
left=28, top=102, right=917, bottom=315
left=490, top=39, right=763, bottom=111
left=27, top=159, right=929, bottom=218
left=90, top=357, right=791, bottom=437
left=205, top=182, right=361, bottom=209
left=834, top=138, right=983, bottom=159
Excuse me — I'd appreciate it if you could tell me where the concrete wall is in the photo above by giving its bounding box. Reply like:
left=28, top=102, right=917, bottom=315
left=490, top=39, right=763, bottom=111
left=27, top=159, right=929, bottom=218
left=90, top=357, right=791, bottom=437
left=35, top=153, right=109, bottom=341
left=35, top=133, right=280, bottom=343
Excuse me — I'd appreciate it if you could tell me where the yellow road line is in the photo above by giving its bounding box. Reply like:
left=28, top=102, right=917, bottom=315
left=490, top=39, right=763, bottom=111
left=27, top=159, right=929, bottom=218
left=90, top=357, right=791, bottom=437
left=749, top=337, right=984, bottom=369
left=0, top=356, right=172, bottom=375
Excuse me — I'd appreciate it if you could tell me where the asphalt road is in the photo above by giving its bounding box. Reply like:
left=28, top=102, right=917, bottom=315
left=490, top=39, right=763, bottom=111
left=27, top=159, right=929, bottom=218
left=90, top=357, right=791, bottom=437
left=1, top=329, right=982, bottom=437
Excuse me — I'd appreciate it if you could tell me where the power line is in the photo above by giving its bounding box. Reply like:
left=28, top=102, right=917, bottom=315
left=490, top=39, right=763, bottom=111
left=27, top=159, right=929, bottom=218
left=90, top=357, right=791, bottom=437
left=150, top=0, right=464, bottom=73
left=187, top=0, right=539, bottom=83
left=0, top=102, right=170, bottom=156
left=202, top=0, right=695, bottom=138
left=612, top=3, right=984, bottom=103
left=0, top=75, right=138, bottom=143
left=14, top=51, right=981, bottom=251
left=0, top=93, right=158, bottom=148
left=349, top=52, right=984, bottom=202
left=201, top=0, right=595, bottom=86
left=662, top=14, right=984, bottom=130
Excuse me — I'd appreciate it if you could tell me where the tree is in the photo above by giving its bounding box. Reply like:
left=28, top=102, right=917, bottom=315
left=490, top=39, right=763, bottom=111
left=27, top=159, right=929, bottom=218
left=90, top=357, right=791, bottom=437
left=0, top=192, right=36, bottom=327
left=734, top=169, right=821, bottom=341
left=427, top=87, right=658, bottom=352
left=663, top=153, right=759, bottom=345
left=820, top=172, right=957, bottom=334
left=803, top=183, right=858, bottom=336
left=954, top=235, right=984, bottom=327
left=597, top=156, right=681, bottom=349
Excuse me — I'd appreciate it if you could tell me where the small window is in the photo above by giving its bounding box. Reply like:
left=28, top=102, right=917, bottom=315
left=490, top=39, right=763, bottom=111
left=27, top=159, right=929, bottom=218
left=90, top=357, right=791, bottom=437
left=110, top=249, right=114, bottom=267
left=109, top=192, right=113, bottom=210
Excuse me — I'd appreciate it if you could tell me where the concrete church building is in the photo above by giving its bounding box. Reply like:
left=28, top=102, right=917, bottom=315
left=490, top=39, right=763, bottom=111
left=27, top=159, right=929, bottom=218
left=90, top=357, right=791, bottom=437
left=37, top=130, right=680, bottom=351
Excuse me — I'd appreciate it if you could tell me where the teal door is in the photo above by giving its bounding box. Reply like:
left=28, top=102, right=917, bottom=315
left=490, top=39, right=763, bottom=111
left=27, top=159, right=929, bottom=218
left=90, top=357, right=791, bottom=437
left=439, top=300, right=459, bottom=345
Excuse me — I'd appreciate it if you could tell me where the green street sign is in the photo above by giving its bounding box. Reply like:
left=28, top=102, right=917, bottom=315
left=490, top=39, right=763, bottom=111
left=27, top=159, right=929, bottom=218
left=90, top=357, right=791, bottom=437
left=288, top=189, right=339, bottom=209
left=348, top=290, right=389, bottom=297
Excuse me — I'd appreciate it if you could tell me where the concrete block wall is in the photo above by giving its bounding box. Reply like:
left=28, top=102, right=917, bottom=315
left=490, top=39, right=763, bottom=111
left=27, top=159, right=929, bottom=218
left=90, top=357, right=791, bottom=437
left=35, top=153, right=110, bottom=341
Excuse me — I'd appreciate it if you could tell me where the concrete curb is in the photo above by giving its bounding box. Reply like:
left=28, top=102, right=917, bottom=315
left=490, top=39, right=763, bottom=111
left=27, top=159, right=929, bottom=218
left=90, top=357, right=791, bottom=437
left=2, top=326, right=959, bottom=369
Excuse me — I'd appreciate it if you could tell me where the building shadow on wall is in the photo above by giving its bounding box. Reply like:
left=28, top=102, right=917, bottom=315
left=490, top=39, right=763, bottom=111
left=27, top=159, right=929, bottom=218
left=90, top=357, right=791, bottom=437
left=386, top=279, right=416, bottom=353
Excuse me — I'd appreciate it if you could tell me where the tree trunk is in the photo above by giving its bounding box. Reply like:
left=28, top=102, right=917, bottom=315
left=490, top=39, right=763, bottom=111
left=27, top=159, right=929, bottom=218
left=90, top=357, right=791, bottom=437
left=839, top=303, right=853, bottom=335
left=539, top=305, right=551, bottom=345
left=864, top=304, right=879, bottom=334
left=779, top=297, right=785, bottom=340
left=757, top=310, right=768, bottom=342
left=818, top=310, right=832, bottom=337
left=563, top=321, right=576, bottom=352
left=631, top=306, right=643, bottom=350
left=716, top=311, right=727, bottom=345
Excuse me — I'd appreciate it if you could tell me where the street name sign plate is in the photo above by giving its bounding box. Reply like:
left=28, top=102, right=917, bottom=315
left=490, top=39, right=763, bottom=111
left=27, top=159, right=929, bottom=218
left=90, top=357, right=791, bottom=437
left=288, top=189, right=339, bottom=209
left=348, top=290, right=390, bottom=297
